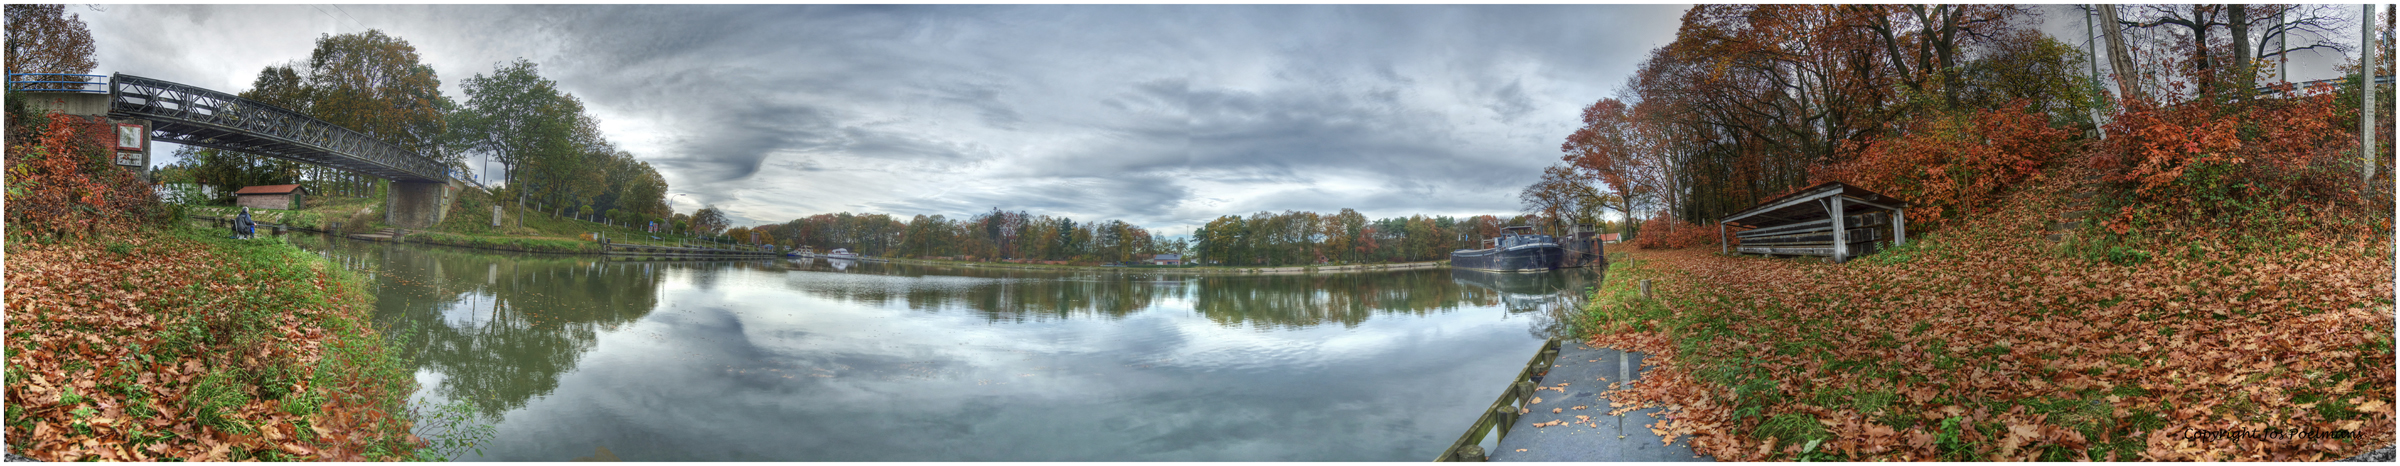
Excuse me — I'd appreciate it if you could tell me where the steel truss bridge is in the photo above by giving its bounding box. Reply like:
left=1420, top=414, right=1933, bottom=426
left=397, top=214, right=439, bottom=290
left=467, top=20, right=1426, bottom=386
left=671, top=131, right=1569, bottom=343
left=104, top=73, right=448, bottom=182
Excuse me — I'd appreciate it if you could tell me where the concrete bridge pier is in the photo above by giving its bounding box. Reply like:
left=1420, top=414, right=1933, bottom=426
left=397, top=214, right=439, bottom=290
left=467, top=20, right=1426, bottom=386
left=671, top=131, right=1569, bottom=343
left=385, top=180, right=455, bottom=229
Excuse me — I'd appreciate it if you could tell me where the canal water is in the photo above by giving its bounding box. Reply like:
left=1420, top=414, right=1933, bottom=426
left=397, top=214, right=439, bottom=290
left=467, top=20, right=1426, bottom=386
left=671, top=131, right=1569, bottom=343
left=286, top=234, right=1598, bottom=461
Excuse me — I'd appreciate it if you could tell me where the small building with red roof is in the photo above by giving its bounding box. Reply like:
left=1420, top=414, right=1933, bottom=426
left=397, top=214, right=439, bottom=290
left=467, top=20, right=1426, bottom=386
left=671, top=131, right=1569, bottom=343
left=233, top=184, right=308, bottom=210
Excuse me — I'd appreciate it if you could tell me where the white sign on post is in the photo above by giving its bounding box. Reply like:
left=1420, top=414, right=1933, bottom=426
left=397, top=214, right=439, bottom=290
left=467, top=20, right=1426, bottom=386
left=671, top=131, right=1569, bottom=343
left=113, top=123, right=145, bottom=167
left=115, top=124, right=142, bottom=151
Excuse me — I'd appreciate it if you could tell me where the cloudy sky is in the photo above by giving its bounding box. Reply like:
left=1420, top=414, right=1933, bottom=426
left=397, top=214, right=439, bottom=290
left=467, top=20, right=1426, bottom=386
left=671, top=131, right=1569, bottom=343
left=77, top=4, right=2366, bottom=235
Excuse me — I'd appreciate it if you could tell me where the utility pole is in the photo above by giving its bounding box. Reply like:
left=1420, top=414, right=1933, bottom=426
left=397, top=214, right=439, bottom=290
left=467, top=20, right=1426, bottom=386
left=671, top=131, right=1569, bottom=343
left=2086, top=5, right=2108, bottom=139
left=2368, top=3, right=2380, bottom=185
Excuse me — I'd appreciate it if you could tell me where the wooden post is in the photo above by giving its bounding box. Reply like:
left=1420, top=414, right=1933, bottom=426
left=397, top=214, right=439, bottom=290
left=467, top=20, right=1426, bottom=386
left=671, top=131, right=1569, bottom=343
left=1495, top=402, right=1521, bottom=441
left=1894, top=208, right=1907, bottom=246
left=1829, top=197, right=1848, bottom=263
left=1456, top=445, right=1487, bottom=462
left=1719, top=222, right=1727, bottom=254
left=1639, top=279, right=1652, bottom=299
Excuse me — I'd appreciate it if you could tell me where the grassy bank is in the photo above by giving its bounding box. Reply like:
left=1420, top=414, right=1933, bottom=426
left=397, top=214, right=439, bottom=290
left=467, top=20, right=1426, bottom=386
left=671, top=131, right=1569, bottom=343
left=419, top=186, right=758, bottom=253
left=185, top=195, right=385, bottom=235
left=3, top=225, right=436, bottom=461
left=400, top=231, right=601, bottom=254
left=181, top=183, right=740, bottom=255
left=1576, top=166, right=2393, bottom=461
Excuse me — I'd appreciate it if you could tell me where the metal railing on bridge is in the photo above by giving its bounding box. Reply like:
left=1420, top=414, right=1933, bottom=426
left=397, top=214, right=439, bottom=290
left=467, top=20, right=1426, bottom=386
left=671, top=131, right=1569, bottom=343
left=105, top=73, right=448, bottom=182
left=6, top=72, right=107, bottom=93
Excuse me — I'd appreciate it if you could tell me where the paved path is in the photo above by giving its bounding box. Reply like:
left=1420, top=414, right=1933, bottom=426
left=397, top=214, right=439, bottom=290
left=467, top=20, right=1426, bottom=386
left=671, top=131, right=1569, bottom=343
left=1490, top=339, right=1712, bottom=462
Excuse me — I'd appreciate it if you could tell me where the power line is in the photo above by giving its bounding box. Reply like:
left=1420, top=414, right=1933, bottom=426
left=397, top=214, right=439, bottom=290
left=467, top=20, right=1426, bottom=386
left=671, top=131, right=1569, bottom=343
left=328, top=4, right=370, bottom=31
left=306, top=4, right=368, bottom=32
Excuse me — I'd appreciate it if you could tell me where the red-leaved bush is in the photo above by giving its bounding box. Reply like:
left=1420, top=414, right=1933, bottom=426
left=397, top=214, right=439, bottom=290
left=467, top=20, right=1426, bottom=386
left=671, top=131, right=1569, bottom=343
left=2092, top=101, right=2244, bottom=198
left=4, top=113, right=164, bottom=239
left=2091, top=87, right=2372, bottom=234
left=1815, top=101, right=2073, bottom=229
left=1632, top=213, right=1725, bottom=250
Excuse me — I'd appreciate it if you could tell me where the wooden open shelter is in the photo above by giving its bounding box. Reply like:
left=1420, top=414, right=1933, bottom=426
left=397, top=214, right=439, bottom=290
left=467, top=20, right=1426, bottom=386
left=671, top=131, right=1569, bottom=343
left=1719, top=181, right=1910, bottom=263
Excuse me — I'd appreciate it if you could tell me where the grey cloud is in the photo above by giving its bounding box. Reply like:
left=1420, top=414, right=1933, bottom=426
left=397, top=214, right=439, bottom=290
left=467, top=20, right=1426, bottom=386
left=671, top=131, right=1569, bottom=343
left=864, top=174, right=1192, bottom=227
left=642, top=98, right=846, bottom=183
left=89, top=4, right=1701, bottom=230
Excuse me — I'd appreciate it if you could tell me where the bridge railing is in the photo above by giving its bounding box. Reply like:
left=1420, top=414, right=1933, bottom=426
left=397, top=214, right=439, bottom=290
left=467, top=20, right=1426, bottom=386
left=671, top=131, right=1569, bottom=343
left=109, top=73, right=448, bottom=182
left=6, top=72, right=107, bottom=93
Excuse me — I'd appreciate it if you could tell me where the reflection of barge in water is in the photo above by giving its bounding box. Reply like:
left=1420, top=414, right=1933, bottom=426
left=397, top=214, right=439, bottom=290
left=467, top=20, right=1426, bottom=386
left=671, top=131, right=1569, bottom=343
left=1449, top=226, right=1562, bottom=273
left=1448, top=268, right=1577, bottom=296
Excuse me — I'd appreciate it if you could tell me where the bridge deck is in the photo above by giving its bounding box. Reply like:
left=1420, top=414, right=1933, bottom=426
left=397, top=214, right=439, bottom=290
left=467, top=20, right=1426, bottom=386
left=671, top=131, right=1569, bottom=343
left=105, top=73, right=447, bottom=182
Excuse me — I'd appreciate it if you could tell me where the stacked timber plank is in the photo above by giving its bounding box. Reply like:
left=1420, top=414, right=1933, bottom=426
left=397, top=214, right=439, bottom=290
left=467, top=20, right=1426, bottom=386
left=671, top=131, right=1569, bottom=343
left=1733, top=211, right=1891, bottom=257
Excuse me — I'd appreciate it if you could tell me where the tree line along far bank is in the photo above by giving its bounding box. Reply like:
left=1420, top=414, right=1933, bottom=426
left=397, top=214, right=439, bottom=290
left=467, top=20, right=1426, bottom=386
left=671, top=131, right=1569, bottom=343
left=726, top=208, right=1590, bottom=267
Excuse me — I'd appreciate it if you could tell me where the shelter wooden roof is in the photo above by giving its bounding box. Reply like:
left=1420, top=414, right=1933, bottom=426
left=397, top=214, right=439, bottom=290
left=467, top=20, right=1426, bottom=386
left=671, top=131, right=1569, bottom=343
left=233, top=184, right=303, bottom=195
left=1720, top=181, right=1910, bottom=228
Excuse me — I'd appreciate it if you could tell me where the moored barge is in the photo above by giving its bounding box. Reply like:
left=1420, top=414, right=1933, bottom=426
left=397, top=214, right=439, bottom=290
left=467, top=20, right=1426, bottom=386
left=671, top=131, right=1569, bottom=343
left=1449, top=226, right=1562, bottom=273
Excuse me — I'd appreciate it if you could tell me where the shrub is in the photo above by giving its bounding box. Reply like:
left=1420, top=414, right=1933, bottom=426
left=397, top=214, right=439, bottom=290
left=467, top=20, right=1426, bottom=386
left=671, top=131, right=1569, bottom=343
left=2092, top=87, right=2377, bottom=234
left=2093, top=101, right=2244, bottom=198
left=4, top=112, right=168, bottom=239
left=1632, top=213, right=1725, bottom=249
left=1817, top=101, right=2073, bottom=230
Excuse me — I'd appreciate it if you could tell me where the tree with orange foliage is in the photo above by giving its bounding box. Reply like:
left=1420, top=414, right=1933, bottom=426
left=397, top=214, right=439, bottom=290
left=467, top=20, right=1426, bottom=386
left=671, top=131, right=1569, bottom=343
left=3, top=4, right=96, bottom=89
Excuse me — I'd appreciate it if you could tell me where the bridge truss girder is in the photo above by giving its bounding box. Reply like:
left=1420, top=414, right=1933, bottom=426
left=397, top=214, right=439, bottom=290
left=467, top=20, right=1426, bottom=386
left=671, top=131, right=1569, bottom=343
left=105, top=73, right=447, bottom=182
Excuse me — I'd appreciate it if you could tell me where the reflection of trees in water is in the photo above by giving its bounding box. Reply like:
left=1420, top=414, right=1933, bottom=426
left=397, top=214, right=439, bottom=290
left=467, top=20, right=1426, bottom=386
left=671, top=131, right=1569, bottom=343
left=951, top=277, right=1167, bottom=322
left=1191, top=271, right=1486, bottom=330
left=776, top=262, right=1506, bottom=328
left=291, top=236, right=663, bottom=418
left=772, top=260, right=1174, bottom=322
left=765, top=262, right=1593, bottom=330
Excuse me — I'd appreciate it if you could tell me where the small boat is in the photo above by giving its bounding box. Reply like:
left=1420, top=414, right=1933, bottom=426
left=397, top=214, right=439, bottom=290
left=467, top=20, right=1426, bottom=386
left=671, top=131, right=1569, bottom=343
left=825, top=248, right=861, bottom=260
left=1449, top=226, right=1563, bottom=273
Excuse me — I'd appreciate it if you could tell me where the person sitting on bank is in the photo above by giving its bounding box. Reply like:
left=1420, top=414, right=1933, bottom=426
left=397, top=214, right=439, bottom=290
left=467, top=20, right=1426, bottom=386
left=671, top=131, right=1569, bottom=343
left=233, top=207, right=256, bottom=239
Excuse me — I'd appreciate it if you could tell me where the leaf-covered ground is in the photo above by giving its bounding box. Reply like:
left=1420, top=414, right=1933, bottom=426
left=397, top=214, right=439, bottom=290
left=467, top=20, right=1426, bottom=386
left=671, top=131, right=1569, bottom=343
left=5, top=227, right=420, bottom=461
left=1580, top=166, right=2394, bottom=461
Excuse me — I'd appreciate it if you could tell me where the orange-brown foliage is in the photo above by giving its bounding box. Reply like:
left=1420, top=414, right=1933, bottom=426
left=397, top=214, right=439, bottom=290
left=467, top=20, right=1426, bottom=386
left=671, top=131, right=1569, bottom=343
left=4, top=233, right=419, bottom=461
left=2093, top=101, right=2245, bottom=198
left=2090, top=87, right=2373, bottom=234
left=1816, top=102, right=2073, bottom=229
left=5, top=113, right=166, bottom=238
left=1632, top=214, right=1726, bottom=250
left=1588, top=170, right=2394, bottom=461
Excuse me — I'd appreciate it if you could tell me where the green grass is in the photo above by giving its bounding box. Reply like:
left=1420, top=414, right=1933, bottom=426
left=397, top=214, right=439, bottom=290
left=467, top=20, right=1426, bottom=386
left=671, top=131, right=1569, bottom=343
left=402, top=231, right=602, bottom=254
left=434, top=187, right=750, bottom=251
left=1574, top=253, right=1675, bottom=334
left=165, top=224, right=445, bottom=458
left=181, top=193, right=384, bottom=234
